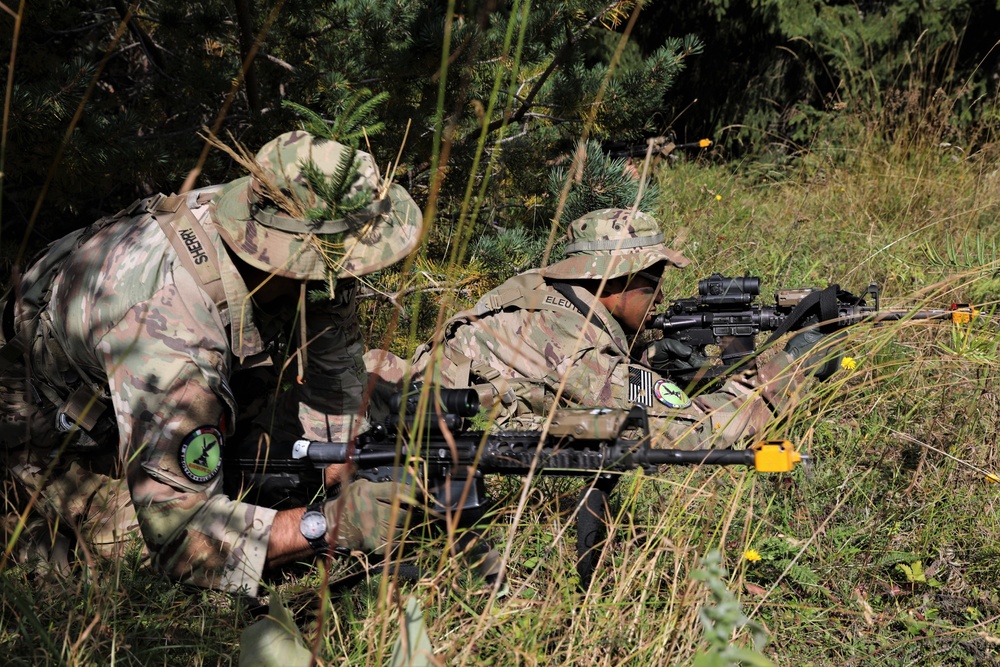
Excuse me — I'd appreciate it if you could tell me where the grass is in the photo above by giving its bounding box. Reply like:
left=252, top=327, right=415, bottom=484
left=5, top=127, right=1000, bottom=666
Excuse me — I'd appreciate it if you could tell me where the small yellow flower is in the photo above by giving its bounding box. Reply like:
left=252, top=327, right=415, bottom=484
left=715, top=194, right=722, bottom=201
left=985, top=473, right=999, bottom=484
left=841, top=357, right=858, bottom=371
left=744, top=549, right=762, bottom=562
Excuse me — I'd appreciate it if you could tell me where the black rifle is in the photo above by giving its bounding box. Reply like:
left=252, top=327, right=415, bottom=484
left=224, top=385, right=806, bottom=581
left=651, top=274, right=977, bottom=385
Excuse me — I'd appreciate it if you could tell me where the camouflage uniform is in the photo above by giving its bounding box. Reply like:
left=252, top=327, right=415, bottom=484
left=403, top=209, right=804, bottom=449
left=0, top=132, right=423, bottom=594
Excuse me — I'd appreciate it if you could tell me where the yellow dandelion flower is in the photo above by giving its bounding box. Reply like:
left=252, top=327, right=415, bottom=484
left=841, top=357, right=858, bottom=371
left=715, top=194, right=722, bottom=201
left=744, top=549, right=762, bottom=562
left=985, top=473, right=999, bottom=484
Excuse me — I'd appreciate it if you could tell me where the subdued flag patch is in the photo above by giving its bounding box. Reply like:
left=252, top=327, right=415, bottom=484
left=629, top=366, right=653, bottom=407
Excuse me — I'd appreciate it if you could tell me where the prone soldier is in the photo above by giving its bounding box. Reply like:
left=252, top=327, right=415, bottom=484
left=0, top=130, right=423, bottom=594
left=371, top=208, right=841, bottom=448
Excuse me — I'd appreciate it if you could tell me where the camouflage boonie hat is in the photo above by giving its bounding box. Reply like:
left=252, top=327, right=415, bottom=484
left=539, top=208, right=690, bottom=280
left=212, top=131, right=423, bottom=280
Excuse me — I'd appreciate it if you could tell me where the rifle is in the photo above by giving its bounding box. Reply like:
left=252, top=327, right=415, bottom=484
left=650, top=274, right=978, bottom=385
left=224, top=385, right=807, bottom=580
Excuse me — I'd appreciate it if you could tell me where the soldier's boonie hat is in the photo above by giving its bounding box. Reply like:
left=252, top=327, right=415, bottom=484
left=539, top=208, right=690, bottom=280
left=212, top=131, right=423, bottom=280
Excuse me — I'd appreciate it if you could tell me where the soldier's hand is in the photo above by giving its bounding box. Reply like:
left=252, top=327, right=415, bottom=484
left=647, top=337, right=710, bottom=374
left=784, top=328, right=845, bottom=382
left=323, top=479, right=415, bottom=554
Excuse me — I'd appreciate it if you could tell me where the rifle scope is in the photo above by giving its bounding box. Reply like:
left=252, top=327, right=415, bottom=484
left=698, top=274, right=759, bottom=306
left=390, top=386, right=481, bottom=419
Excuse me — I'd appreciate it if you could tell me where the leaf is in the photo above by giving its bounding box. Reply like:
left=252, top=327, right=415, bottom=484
left=788, top=564, right=819, bottom=586
left=877, top=551, right=920, bottom=567
left=896, top=561, right=927, bottom=584
left=692, top=651, right=727, bottom=667
left=745, top=582, right=768, bottom=596
left=238, top=595, right=312, bottom=667
left=390, top=596, right=435, bottom=667
left=900, top=612, right=928, bottom=636
left=724, top=646, right=777, bottom=667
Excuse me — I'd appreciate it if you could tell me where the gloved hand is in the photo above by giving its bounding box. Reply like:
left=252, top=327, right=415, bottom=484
left=323, top=479, right=416, bottom=554
left=647, top=337, right=711, bottom=375
left=784, top=327, right=845, bottom=381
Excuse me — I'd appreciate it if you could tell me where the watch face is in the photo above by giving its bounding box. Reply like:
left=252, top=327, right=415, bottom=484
left=300, top=511, right=327, bottom=541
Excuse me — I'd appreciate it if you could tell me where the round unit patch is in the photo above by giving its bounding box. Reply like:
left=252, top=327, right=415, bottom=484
left=653, top=379, right=691, bottom=409
left=179, top=426, right=223, bottom=483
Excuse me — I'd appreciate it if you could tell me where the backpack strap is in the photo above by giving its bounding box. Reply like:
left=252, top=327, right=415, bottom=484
left=473, top=272, right=586, bottom=318
left=471, top=272, right=616, bottom=343
left=548, top=282, right=615, bottom=338
left=147, top=188, right=229, bottom=319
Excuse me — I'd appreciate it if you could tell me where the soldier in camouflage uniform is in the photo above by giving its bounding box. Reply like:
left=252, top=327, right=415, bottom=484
left=0, top=131, right=423, bottom=595
left=391, top=208, right=839, bottom=448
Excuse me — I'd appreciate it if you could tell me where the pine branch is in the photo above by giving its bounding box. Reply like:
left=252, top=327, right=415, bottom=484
left=333, top=91, right=390, bottom=142
left=470, top=1, right=630, bottom=141
left=283, top=101, right=337, bottom=140
left=282, top=90, right=388, bottom=145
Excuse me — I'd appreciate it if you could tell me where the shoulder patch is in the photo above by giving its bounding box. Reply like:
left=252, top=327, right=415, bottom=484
left=179, top=426, right=223, bottom=483
left=653, top=379, right=691, bottom=409
left=628, top=366, right=654, bottom=407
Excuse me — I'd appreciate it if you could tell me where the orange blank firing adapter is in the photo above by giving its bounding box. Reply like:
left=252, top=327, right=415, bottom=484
left=750, top=441, right=805, bottom=472
left=949, top=304, right=978, bottom=324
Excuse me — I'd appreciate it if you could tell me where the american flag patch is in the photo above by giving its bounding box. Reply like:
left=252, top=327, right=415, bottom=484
left=628, top=366, right=653, bottom=407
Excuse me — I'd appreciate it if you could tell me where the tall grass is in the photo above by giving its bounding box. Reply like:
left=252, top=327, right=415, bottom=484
left=352, top=103, right=1000, bottom=665
left=6, top=82, right=1000, bottom=667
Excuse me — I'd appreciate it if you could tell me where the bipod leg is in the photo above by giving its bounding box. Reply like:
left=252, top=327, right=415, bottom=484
left=575, top=475, right=618, bottom=587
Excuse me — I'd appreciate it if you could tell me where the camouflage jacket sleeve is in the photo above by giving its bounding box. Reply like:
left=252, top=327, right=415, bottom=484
left=554, top=285, right=803, bottom=448
left=98, top=264, right=275, bottom=596
left=545, top=326, right=804, bottom=449
left=609, top=351, right=803, bottom=449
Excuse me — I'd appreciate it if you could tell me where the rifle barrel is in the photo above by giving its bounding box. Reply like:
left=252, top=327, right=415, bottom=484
left=305, top=440, right=760, bottom=470
left=643, top=448, right=754, bottom=466
left=836, top=307, right=970, bottom=326
left=868, top=308, right=956, bottom=322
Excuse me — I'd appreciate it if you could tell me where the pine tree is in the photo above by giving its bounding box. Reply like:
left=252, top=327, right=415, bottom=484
left=3, top=0, right=701, bottom=246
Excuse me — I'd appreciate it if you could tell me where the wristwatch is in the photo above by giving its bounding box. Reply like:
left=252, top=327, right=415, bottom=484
left=299, top=502, right=329, bottom=556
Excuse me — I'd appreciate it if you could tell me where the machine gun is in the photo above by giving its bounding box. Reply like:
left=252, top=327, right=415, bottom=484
left=224, top=385, right=806, bottom=580
left=650, top=274, right=978, bottom=385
